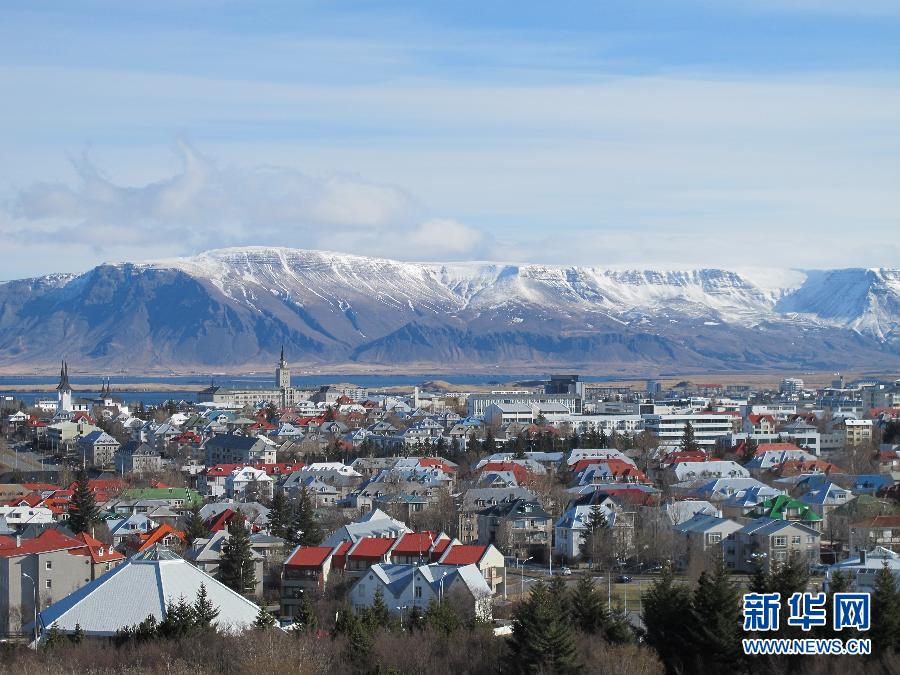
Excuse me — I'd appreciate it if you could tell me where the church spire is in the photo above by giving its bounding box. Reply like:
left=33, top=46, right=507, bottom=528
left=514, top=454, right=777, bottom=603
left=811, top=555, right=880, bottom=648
left=57, top=360, right=71, bottom=391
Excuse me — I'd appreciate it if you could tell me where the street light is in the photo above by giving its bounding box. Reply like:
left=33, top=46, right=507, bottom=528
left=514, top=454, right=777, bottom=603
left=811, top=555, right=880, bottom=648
left=396, top=605, right=407, bottom=630
left=517, top=556, right=533, bottom=596
left=439, top=571, right=449, bottom=604
left=22, top=573, right=38, bottom=647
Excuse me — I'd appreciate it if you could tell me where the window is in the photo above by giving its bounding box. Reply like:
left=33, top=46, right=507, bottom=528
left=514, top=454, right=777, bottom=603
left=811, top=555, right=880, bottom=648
left=415, top=586, right=422, bottom=598
left=45, top=561, right=52, bottom=570
left=773, top=536, right=787, bottom=547
left=791, top=536, right=801, bottom=545
left=45, top=579, right=52, bottom=589
left=708, top=533, right=722, bottom=544
left=807, top=536, right=816, bottom=544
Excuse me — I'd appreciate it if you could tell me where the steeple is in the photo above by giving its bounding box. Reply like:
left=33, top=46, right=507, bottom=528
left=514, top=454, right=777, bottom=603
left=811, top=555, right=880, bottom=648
left=57, top=360, right=71, bottom=392
left=279, top=345, right=286, bottom=368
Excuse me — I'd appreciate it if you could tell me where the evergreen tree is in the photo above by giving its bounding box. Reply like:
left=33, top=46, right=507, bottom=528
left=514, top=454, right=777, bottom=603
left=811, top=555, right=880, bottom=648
left=289, top=486, right=323, bottom=547
left=218, top=513, right=257, bottom=596
left=268, top=490, right=294, bottom=541
left=770, top=553, right=811, bottom=636
left=425, top=598, right=461, bottom=636
left=68, top=469, right=100, bottom=535
left=506, top=581, right=582, bottom=675
left=43, top=624, right=64, bottom=650
left=193, top=583, right=219, bottom=630
left=292, top=592, right=318, bottom=633
left=690, top=560, right=742, bottom=671
left=363, top=588, right=392, bottom=631
left=829, top=568, right=850, bottom=593
left=642, top=565, right=695, bottom=674
left=570, top=575, right=605, bottom=634
left=184, top=502, right=209, bottom=546
left=71, top=623, right=85, bottom=644
left=678, top=421, right=700, bottom=452
left=871, top=562, right=900, bottom=655
left=253, top=606, right=277, bottom=629
left=580, top=505, right=610, bottom=568
left=158, top=595, right=197, bottom=639
left=548, top=574, right=571, bottom=625
left=598, top=428, right=608, bottom=448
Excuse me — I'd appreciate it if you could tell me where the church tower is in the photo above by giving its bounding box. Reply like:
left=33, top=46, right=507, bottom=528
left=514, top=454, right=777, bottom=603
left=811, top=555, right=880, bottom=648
left=57, top=360, right=73, bottom=414
left=276, top=346, right=291, bottom=389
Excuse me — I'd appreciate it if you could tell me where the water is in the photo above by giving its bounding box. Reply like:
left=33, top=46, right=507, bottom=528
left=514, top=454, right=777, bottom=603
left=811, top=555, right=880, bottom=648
left=0, top=373, right=621, bottom=406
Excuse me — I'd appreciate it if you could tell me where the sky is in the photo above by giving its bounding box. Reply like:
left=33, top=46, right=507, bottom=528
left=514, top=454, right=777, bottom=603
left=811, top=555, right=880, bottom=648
left=0, top=1, right=898, bottom=279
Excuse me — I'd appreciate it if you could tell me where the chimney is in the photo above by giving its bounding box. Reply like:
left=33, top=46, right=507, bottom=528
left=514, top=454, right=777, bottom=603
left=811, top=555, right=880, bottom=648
left=860, top=550, right=867, bottom=564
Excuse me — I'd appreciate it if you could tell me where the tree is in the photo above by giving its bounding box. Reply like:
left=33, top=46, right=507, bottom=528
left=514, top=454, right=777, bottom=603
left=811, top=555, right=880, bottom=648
left=289, top=486, right=323, bottom=547
left=642, top=565, right=695, bottom=674
left=253, top=606, right=277, bottom=629
left=506, top=580, right=582, bottom=674
left=193, top=583, right=219, bottom=630
left=570, top=575, right=605, bottom=634
left=292, top=592, right=318, bottom=634
left=71, top=623, right=85, bottom=644
left=690, top=560, right=742, bottom=671
left=580, top=505, right=611, bottom=569
left=678, top=421, right=700, bottom=453
left=362, top=588, right=392, bottom=632
left=158, top=595, right=197, bottom=639
left=184, top=502, right=209, bottom=546
left=218, top=513, right=257, bottom=596
left=68, top=469, right=100, bottom=535
left=424, top=598, right=460, bottom=636
left=871, top=562, right=900, bottom=655
left=268, top=490, right=294, bottom=541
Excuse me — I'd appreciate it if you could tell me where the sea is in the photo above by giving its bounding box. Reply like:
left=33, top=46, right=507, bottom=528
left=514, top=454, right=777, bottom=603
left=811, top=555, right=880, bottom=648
left=0, top=373, right=620, bottom=406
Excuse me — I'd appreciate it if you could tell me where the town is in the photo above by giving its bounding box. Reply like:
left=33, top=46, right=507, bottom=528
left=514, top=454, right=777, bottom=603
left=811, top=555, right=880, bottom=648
left=1, top=356, right=899, bottom=673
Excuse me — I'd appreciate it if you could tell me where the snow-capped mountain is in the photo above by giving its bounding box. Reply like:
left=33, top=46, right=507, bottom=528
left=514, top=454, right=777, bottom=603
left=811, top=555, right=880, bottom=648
left=0, top=246, right=897, bottom=372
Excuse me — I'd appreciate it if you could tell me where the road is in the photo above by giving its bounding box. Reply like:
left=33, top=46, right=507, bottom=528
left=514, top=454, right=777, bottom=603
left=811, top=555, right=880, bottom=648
left=0, top=439, right=59, bottom=473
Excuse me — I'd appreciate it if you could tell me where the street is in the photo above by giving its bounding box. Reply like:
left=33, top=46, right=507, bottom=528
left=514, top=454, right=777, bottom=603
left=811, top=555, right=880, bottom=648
left=0, top=438, right=59, bottom=473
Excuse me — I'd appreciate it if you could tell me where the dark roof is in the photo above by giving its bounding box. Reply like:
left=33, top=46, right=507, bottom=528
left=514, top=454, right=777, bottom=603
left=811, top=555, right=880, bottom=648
left=479, top=498, right=551, bottom=520
left=205, top=435, right=264, bottom=451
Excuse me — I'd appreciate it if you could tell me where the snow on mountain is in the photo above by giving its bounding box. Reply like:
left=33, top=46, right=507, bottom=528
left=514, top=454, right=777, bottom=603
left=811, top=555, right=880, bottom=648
left=0, top=246, right=897, bottom=371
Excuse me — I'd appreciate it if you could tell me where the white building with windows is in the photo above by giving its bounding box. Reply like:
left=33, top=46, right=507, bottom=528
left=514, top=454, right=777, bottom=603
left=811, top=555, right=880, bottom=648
left=643, top=413, right=737, bottom=449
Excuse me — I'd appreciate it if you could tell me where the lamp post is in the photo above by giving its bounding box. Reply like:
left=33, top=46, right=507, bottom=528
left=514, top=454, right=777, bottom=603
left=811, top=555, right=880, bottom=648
left=439, top=571, right=449, bottom=604
left=518, top=556, right=533, bottom=596
left=22, top=573, right=38, bottom=647
left=396, top=605, right=407, bottom=630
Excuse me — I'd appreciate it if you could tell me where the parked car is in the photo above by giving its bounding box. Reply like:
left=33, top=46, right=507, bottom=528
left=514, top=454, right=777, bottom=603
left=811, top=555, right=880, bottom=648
left=616, top=575, right=632, bottom=584
left=558, top=567, right=572, bottom=576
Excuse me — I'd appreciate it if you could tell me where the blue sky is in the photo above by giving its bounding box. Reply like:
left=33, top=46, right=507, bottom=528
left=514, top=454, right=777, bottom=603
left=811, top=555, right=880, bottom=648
left=0, top=1, right=898, bottom=278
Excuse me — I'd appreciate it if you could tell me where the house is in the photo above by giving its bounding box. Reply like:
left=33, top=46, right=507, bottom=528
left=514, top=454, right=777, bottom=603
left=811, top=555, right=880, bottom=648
left=349, top=562, right=492, bottom=620
left=477, top=499, right=552, bottom=561
left=438, top=543, right=506, bottom=595
left=825, top=547, right=900, bottom=592
left=745, top=495, right=824, bottom=531
left=204, top=434, right=276, bottom=465
left=344, top=537, right=397, bottom=578
left=665, top=460, right=749, bottom=483
left=673, top=513, right=742, bottom=564
left=321, top=509, right=409, bottom=547
left=75, top=430, right=120, bottom=468
left=457, top=487, right=535, bottom=544
left=849, top=515, right=900, bottom=554
left=184, top=530, right=264, bottom=596
left=114, top=441, right=163, bottom=475
left=281, top=545, right=337, bottom=617
left=0, top=529, right=124, bottom=637
left=798, top=482, right=854, bottom=521
left=37, top=546, right=261, bottom=639
left=225, top=467, right=274, bottom=502
left=726, top=518, right=821, bottom=573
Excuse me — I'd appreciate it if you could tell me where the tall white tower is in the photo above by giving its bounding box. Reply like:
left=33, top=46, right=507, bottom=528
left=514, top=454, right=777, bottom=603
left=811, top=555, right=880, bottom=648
left=56, top=360, right=73, bottom=414
left=276, top=346, right=291, bottom=389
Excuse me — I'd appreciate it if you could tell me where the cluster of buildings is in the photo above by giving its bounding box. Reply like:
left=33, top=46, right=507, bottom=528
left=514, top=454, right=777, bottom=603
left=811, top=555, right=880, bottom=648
left=1, top=362, right=899, bottom=642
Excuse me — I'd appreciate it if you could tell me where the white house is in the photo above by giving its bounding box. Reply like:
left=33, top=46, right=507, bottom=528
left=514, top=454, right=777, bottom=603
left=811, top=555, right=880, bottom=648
left=225, top=467, right=274, bottom=501
left=350, top=562, right=492, bottom=620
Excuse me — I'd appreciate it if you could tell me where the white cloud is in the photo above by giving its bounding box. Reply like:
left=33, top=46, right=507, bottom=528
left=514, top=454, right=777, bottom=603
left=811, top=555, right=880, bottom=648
left=3, top=142, right=494, bottom=273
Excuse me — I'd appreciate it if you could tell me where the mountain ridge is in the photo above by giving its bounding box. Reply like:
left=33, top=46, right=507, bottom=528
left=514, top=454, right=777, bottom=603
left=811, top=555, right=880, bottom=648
left=0, top=247, right=897, bottom=373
